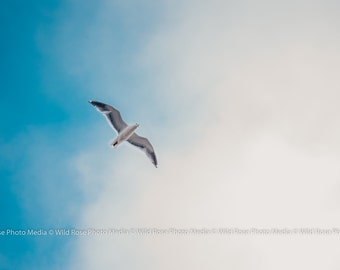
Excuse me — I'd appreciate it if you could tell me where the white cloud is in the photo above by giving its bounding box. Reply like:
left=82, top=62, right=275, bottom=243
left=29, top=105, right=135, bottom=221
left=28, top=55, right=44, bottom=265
left=56, top=0, right=340, bottom=269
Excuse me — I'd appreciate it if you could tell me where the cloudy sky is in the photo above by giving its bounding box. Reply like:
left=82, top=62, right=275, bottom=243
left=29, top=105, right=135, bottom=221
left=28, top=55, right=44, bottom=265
left=1, top=0, right=340, bottom=269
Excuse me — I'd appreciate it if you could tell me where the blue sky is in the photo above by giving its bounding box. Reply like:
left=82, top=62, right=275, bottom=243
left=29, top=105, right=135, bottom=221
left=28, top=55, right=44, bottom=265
left=1, top=1, right=172, bottom=268
left=2, top=0, right=340, bottom=269
left=1, top=1, right=84, bottom=269
left=0, top=0, right=160, bottom=268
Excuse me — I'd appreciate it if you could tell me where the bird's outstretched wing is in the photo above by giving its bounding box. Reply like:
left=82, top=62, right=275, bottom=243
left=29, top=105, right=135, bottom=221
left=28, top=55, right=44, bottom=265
left=89, top=100, right=127, bottom=133
left=128, top=133, right=158, bottom=167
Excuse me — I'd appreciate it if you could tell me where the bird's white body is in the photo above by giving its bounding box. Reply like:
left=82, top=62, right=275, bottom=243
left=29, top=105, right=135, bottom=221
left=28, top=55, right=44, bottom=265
left=111, top=124, right=139, bottom=148
left=89, top=100, right=158, bottom=167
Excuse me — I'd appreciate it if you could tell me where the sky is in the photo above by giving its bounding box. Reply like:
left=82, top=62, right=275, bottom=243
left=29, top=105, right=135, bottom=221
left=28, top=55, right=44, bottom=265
left=1, top=0, right=340, bottom=269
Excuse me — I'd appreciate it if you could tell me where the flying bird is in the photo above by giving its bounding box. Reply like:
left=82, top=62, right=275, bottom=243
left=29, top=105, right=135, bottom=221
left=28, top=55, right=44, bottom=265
left=89, top=100, right=158, bottom=167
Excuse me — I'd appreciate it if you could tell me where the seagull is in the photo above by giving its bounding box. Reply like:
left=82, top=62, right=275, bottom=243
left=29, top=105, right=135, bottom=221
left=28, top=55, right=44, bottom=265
left=89, top=100, right=158, bottom=167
